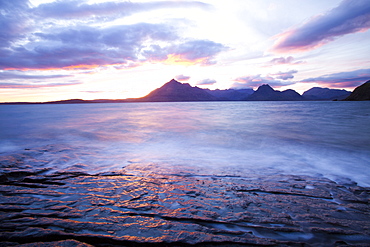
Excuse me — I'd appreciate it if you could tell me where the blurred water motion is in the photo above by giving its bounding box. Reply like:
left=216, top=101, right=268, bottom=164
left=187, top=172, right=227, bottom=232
left=1, top=101, right=369, bottom=186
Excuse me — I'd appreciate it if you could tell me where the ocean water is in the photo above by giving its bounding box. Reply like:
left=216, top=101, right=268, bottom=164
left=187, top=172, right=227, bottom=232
left=1, top=101, right=370, bottom=186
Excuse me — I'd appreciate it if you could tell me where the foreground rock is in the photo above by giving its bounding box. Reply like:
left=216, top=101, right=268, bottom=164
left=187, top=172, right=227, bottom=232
left=0, top=152, right=369, bottom=246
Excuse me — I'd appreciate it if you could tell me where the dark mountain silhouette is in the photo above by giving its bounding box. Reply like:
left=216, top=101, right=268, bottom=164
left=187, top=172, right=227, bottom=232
left=135, top=79, right=217, bottom=102
left=344, top=80, right=370, bottom=101
left=281, top=89, right=306, bottom=101
left=245, top=84, right=304, bottom=101
left=302, top=87, right=351, bottom=100
left=204, top=88, right=254, bottom=100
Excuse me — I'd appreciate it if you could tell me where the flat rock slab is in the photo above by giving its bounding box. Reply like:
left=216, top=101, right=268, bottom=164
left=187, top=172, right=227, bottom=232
left=0, top=159, right=369, bottom=246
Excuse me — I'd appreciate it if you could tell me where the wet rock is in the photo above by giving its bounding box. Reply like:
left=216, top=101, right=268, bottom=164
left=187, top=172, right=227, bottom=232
left=0, top=162, right=369, bottom=246
left=17, top=239, right=94, bottom=247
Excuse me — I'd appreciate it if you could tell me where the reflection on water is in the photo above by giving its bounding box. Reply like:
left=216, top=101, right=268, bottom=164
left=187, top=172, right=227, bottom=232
left=0, top=101, right=370, bottom=186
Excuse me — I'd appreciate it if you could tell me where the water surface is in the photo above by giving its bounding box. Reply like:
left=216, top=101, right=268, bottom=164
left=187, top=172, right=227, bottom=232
left=1, top=101, right=369, bottom=186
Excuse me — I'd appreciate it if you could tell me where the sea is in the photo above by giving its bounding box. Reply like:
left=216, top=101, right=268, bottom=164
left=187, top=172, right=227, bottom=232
left=1, top=101, right=369, bottom=187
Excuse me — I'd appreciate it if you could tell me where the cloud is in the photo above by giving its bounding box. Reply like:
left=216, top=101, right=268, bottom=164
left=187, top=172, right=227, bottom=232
left=272, top=0, right=370, bottom=53
left=175, top=75, right=191, bottom=81
left=269, top=70, right=298, bottom=80
left=1, top=22, right=225, bottom=70
left=301, top=68, right=370, bottom=87
left=0, top=1, right=226, bottom=71
left=143, top=39, right=227, bottom=66
left=197, top=79, right=217, bottom=86
left=232, top=74, right=295, bottom=89
left=166, top=40, right=228, bottom=65
left=0, top=70, right=78, bottom=88
left=172, top=40, right=225, bottom=61
left=34, top=0, right=210, bottom=20
left=267, top=56, right=305, bottom=66
left=0, top=0, right=31, bottom=49
left=0, top=82, right=81, bottom=88
left=0, top=71, right=71, bottom=80
left=35, top=22, right=177, bottom=47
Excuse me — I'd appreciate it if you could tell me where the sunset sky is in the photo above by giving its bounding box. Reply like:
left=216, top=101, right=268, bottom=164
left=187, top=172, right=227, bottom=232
left=1, top=0, right=370, bottom=102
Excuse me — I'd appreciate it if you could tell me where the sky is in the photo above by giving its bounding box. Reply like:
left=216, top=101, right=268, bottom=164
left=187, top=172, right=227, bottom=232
left=1, top=0, right=370, bottom=102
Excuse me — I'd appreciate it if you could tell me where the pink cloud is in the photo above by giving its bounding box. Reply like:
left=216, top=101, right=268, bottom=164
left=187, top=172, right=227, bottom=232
left=272, top=0, right=370, bottom=53
left=0, top=82, right=81, bottom=89
left=197, top=79, right=216, bottom=86
left=301, top=68, right=370, bottom=88
left=269, top=70, right=298, bottom=80
left=175, top=75, right=191, bottom=81
left=267, top=56, right=305, bottom=66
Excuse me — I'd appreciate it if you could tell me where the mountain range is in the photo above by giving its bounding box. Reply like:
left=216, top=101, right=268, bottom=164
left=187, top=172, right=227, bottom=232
left=132, top=79, right=352, bottom=102
left=2, top=79, right=370, bottom=104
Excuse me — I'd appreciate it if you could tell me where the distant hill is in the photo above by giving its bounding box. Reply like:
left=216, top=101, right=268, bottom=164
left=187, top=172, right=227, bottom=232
left=245, top=84, right=304, bottom=101
left=47, top=99, right=91, bottom=104
left=302, top=87, right=351, bottom=100
left=0, top=99, right=93, bottom=105
left=344, top=80, right=370, bottom=101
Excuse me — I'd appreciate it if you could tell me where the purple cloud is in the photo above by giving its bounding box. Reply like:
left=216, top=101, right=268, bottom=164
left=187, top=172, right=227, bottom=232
left=268, top=56, right=305, bottom=66
left=301, top=68, right=370, bottom=87
left=169, top=40, right=227, bottom=65
left=1, top=22, right=225, bottom=70
left=0, top=1, right=225, bottom=71
left=142, top=40, right=227, bottom=65
left=197, top=79, right=217, bottom=86
left=175, top=75, right=191, bottom=81
left=272, top=0, right=370, bottom=53
left=0, top=71, right=71, bottom=80
left=34, top=0, right=210, bottom=20
left=270, top=70, right=298, bottom=80
left=0, top=0, right=31, bottom=49
left=0, top=43, right=129, bottom=70
left=36, top=23, right=176, bottom=49
left=0, top=82, right=81, bottom=88
left=232, top=75, right=295, bottom=89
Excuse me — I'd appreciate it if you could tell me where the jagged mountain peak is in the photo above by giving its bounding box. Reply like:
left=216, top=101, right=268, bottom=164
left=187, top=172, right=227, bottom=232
left=162, top=79, right=191, bottom=89
left=256, top=84, right=274, bottom=92
left=166, top=79, right=182, bottom=85
left=137, top=79, right=216, bottom=102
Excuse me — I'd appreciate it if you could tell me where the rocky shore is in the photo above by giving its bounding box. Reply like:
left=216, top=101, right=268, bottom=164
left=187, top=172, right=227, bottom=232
left=1, top=146, right=370, bottom=246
